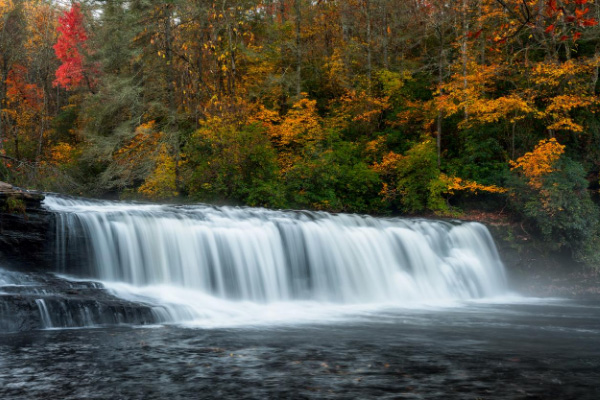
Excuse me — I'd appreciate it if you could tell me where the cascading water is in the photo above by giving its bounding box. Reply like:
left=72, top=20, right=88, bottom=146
left=42, top=195, right=508, bottom=327
left=35, top=299, right=53, bottom=328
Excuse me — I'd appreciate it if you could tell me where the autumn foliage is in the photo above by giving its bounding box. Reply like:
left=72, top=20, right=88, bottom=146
left=1, top=0, right=600, bottom=264
left=510, top=138, right=566, bottom=189
left=53, top=3, right=90, bottom=90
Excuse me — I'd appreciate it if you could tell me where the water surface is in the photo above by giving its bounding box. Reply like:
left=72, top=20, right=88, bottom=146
left=2, top=300, right=599, bottom=399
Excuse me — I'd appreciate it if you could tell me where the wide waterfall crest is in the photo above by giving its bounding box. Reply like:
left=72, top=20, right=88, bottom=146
left=44, top=195, right=507, bottom=306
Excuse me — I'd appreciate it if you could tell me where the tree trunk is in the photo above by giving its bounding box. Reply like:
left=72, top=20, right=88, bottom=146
left=461, top=0, right=469, bottom=119
left=164, top=4, right=180, bottom=192
left=340, top=0, right=351, bottom=74
left=383, top=6, right=389, bottom=70
left=437, top=111, right=442, bottom=168
left=0, top=63, right=8, bottom=152
left=13, top=126, right=20, bottom=161
left=592, top=50, right=600, bottom=94
left=478, top=0, right=485, bottom=64
left=437, top=26, right=445, bottom=168
left=36, top=90, right=47, bottom=162
left=278, top=0, right=288, bottom=113
left=511, top=122, right=516, bottom=159
left=294, top=0, right=302, bottom=97
left=225, top=11, right=237, bottom=97
left=364, top=0, right=373, bottom=92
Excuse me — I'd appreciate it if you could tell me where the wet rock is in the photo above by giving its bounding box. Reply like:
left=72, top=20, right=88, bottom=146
left=0, top=182, right=51, bottom=271
left=0, top=269, right=162, bottom=332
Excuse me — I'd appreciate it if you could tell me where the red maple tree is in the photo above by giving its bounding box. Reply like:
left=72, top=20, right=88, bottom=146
left=53, top=3, right=94, bottom=90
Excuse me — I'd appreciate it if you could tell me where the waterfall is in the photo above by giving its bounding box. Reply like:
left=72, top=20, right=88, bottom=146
left=35, top=299, right=53, bottom=328
left=44, top=195, right=507, bottom=308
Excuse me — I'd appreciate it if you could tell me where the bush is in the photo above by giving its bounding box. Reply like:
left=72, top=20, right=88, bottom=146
left=185, top=122, right=285, bottom=208
left=393, top=140, right=447, bottom=213
left=283, top=140, right=382, bottom=213
left=3, top=196, right=26, bottom=214
left=509, top=156, right=600, bottom=264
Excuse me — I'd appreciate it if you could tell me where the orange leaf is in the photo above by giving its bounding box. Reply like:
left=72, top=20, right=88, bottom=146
left=575, top=7, right=589, bottom=19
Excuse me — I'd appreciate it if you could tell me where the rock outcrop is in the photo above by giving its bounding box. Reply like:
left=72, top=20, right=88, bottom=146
left=0, top=181, right=52, bottom=271
left=0, top=268, right=162, bottom=332
left=0, top=183, right=168, bottom=332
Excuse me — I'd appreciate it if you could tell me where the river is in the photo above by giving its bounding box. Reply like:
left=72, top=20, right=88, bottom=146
left=1, top=195, right=599, bottom=399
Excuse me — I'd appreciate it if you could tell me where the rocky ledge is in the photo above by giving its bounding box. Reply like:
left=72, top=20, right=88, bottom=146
left=0, top=268, right=163, bottom=332
left=0, top=181, right=52, bottom=270
left=0, top=185, right=167, bottom=333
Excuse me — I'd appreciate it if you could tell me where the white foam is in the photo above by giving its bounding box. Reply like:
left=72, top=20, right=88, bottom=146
left=44, top=195, right=512, bottom=326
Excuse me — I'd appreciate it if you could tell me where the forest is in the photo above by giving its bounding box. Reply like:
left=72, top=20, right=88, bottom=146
left=0, top=0, right=599, bottom=265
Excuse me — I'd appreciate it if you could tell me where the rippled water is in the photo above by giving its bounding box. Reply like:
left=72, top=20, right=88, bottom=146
left=1, top=300, right=599, bottom=399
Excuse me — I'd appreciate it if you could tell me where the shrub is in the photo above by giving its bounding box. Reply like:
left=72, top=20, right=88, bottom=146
left=185, top=121, right=285, bottom=208
left=509, top=156, right=600, bottom=264
left=393, top=140, right=447, bottom=213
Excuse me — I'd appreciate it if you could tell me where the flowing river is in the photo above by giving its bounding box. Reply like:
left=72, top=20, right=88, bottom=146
left=1, top=195, right=599, bottom=399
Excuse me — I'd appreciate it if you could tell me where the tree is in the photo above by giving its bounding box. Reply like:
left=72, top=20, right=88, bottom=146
left=53, top=3, right=95, bottom=92
left=0, top=0, right=26, bottom=152
left=509, top=138, right=599, bottom=262
left=186, top=117, right=284, bottom=207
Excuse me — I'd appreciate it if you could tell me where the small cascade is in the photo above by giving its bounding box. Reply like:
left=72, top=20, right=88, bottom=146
left=45, top=195, right=508, bottom=312
left=35, top=299, right=53, bottom=328
left=0, top=268, right=161, bottom=332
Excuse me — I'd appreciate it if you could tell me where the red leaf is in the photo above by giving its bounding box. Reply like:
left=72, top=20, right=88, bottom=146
left=575, top=7, right=589, bottom=19
left=545, top=24, right=555, bottom=34
left=53, top=4, right=90, bottom=90
left=468, top=29, right=483, bottom=39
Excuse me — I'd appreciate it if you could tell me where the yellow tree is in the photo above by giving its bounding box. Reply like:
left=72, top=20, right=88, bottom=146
left=23, top=0, right=58, bottom=161
left=110, top=121, right=165, bottom=192
left=3, top=64, right=43, bottom=160
left=530, top=59, right=599, bottom=134
left=0, top=0, right=26, bottom=154
left=509, top=137, right=565, bottom=189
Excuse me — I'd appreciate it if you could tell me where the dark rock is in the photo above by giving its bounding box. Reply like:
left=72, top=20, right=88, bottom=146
left=0, top=268, right=163, bottom=332
left=0, top=181, right=52, bottom=271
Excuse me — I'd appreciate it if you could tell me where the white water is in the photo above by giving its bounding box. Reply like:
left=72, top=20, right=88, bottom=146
left=44, top=195, right=509, bottom=325
left=35, top=299, right=53, bottom=328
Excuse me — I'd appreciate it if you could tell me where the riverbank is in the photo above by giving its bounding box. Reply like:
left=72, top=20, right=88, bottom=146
left=462, top=210, right=600, bottom=300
